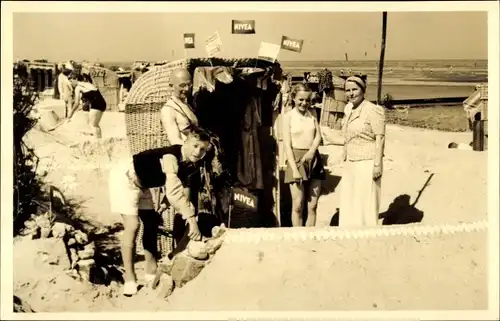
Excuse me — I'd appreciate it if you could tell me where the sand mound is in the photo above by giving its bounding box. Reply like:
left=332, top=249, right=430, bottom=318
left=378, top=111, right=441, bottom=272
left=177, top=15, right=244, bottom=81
left=23, top=114, right=130, bottom=226
left=164, top=224, right=488, bottom=311
left=13, top=237, right=124, bottom=312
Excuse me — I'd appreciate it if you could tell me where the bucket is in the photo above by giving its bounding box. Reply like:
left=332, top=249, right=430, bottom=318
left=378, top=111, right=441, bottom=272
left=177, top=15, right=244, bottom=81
left=39, top=109, right=60, bottom=131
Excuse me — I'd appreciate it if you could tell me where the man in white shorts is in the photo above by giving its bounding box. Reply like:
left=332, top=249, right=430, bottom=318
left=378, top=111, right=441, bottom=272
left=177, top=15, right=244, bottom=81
left=109, top=128, right=212, bottom=296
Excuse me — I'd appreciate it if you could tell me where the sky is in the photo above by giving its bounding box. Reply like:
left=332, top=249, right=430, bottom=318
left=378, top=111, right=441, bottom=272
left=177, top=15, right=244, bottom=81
left=12, top=11, right=488, bottom=62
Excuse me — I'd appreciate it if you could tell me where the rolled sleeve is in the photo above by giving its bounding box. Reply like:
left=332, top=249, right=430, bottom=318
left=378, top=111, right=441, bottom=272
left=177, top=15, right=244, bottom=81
left=163, top=154, right=196, bottom=220
left=370, top=104, right=386, bottom=136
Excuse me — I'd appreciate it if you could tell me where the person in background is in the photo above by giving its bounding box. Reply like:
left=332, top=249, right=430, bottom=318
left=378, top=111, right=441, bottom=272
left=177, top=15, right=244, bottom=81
left=67, top=72, right=107, bottom=139
left=108, top=128, right=211, bottom=296
left=282, top=83, right=325, bottom=227
left=58, top=62, right=74, bottom=118
left=161, top=68, right=199, bottom=145
left=339, top=75, right=386, bottom=227
left=81, top=67, right=93, bottom=84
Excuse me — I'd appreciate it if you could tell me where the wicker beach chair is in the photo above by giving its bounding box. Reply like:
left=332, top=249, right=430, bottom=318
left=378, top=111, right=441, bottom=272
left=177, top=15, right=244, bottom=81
left=125, top=58, right=280, bottom=258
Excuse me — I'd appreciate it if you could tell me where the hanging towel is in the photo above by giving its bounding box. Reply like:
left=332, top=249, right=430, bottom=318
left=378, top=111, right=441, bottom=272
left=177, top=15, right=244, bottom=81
left=192, top=66, right=234, bottom=96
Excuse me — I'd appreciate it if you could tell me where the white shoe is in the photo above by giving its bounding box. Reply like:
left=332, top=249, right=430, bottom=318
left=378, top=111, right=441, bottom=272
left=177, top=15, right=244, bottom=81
left=123, top=281, right=138, bottom=297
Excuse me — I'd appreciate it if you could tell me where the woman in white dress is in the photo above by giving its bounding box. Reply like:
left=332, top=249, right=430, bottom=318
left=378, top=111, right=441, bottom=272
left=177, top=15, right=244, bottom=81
left=340, top=75, right=386, bottom=227
left=282, top=83, right=325, bottom=227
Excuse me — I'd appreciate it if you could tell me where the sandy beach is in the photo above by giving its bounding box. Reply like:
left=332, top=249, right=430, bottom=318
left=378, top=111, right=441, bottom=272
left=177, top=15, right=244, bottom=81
left=8, top=8, right=493, bottom=316
left=13, top=104, right=488, bottom=312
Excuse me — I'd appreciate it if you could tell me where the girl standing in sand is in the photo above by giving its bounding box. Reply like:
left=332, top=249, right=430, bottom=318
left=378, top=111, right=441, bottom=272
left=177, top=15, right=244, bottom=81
left=282, top=83, right=325, bottom=227
left=340, top=75, right=386, bottom=227
left=67, top=72, right=107, bottom=139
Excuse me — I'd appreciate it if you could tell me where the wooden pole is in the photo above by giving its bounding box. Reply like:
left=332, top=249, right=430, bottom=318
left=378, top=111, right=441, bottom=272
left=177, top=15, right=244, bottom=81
left=377, top=12, right=388, bottom=105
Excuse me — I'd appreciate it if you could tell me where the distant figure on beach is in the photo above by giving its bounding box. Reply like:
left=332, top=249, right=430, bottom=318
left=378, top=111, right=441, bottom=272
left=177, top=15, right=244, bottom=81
left=57, top=62, right=74, bottom=118
left=161, top=68, right=199, bottom=145
left=336, top=75, right=386, bottom=227
left=282, top=83, right=325, bottom=227
left=340, top=69, right=345, bottom=76
left=67, top=72, right=107, bottom=139
left=81, top=67, right=94, bottom=84
left=448, top=142, right=472, bottom=150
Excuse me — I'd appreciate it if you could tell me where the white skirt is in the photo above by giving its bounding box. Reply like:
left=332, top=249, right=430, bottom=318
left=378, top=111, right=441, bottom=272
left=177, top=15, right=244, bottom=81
left=339, top=159, right=381, bottom=227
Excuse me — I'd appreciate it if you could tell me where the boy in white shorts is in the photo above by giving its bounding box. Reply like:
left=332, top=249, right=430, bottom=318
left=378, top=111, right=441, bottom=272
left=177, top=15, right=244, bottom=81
left=109, top=128, right=212, bottom=296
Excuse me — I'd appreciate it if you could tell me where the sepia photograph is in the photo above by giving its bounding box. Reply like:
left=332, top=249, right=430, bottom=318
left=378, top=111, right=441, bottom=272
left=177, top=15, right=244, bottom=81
left=1, top=1, right=499, bottom=319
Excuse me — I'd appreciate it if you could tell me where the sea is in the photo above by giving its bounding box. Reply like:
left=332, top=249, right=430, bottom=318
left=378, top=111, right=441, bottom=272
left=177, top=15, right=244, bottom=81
left=102, top=59, right=488, bottom=101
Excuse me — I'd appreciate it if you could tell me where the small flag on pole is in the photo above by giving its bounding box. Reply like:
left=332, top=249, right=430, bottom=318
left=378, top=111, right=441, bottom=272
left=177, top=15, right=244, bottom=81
left=280, top=36, right=304, bottom=53
left=183, top=33, right=195, bottom=49
left=232, top=20, right=256, bottom=34
left=258, top=42, right=280, bottom=63
left=205, top=31, right=222, bottom=57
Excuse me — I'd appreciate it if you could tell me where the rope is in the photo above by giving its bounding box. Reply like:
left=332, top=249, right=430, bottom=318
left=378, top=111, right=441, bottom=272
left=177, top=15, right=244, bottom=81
left=223, top=220, right=488, bottom=244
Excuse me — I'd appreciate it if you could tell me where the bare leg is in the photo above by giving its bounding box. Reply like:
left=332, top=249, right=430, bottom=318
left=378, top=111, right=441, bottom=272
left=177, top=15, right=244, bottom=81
left=121, top=214, right=140, bottom=283
left=289, top=182, right=305, bottom=227
left=138, top=209, right=158, bottom=275
left=89, top=109, right=104, bottom=139
left=305, top=179, right=322, bottom=227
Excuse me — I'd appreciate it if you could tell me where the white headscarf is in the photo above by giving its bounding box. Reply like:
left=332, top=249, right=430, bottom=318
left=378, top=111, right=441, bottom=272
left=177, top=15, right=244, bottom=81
left=64, top=61, right=74, bottom=70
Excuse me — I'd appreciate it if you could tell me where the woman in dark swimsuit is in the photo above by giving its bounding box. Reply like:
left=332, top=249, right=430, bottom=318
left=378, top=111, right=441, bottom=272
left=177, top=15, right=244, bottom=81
left=67, top=72, right=107, bottom=139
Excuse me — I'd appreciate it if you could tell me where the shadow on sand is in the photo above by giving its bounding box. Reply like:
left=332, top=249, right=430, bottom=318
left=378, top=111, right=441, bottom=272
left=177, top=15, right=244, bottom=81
left=329, top=173, right=434, bottom=227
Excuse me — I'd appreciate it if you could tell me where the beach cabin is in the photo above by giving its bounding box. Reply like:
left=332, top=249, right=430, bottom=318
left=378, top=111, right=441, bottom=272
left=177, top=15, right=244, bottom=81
left=14, top=60, right=56, bottom=93
left=124, top=57, right=284, bottom=256
left=86, top=65, right=121, bottom=111
left=463, top=84, right=488, bottom=151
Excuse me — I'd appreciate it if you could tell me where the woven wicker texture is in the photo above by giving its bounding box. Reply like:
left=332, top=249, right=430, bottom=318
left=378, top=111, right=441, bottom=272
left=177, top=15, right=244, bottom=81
left=479, top=84, right=488, bottom=100
left=136, top=205, right=175, bottom=257
left=125, top=102, right=169, bottom=156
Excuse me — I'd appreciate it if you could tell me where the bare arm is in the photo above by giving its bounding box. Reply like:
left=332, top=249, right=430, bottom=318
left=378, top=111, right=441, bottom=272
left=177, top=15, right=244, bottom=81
left=162, top=154, right=196, bottom=220
left=67, top=87, right=80, bottom=119
left=161, top=106, right=184, bottom=146
left=371, top=105, right=386, bottom=166
left=282, top=112, right=300, bottom=174
left=374, top=135, right=385, bottom=166
left=307, top=117, right=322, bottom=155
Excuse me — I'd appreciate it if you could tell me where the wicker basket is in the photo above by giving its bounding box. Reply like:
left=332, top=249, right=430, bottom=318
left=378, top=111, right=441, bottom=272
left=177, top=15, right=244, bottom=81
left=478, top=84, right=488, bottom=121
left=125, top=102, right=169, bottom=156
left=135, top=199, right=176, bottom=257
left=479, top=84, right=488, bottom=101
